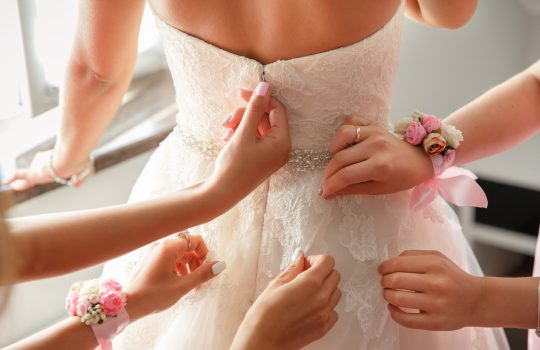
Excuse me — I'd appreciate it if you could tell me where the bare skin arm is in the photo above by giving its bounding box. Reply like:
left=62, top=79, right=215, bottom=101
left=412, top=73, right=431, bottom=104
left=53, top=0, right=145, bottom=176
left=447, top=60, right=540, bottom=165
left=6, top=0, right=146, bottom=190
left=7, top=83, right=291, bottom=283
left=405, top=0, right=478, bottom=29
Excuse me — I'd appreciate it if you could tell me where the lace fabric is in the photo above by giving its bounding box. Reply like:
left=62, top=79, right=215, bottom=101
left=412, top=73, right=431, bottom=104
left=101, top=2, right=509, bottom=349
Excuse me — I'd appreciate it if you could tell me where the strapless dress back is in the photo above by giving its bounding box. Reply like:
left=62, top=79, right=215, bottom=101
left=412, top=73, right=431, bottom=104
left=102, top=3, right=509, bottom=349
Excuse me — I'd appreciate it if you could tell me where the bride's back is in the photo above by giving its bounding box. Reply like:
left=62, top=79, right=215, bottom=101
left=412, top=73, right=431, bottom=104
left=148, top=0, right=401, bottom=64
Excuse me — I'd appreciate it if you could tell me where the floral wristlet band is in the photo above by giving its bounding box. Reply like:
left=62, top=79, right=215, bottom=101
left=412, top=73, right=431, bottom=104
left=394, top=111, right=487, bottom=211
left=66, top=278, right=129, bottom=350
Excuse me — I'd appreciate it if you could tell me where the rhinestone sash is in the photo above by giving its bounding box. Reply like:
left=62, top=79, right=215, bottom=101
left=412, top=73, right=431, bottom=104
left=174, top=126, right=332, bottom=172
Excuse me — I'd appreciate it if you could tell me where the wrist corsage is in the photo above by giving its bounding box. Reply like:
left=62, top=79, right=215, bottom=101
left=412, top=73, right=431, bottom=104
left=394, top=111, right=463, bottom=175
left=66, top=278, right=129, bottom=348
left=394, top=111, right=487, bottom=211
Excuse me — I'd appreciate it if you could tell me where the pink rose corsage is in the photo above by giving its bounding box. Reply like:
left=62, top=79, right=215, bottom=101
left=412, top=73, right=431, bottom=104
left=394, top=111, right=487, bottom=211
left=65, top=278, right=127, bottom=326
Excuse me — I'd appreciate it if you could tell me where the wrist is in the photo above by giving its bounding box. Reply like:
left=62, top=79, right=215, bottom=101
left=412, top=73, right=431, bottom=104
left=231, top=313, right=274, bottom=350
left=202, top=175, right=241, bottom=216
left=469, top=276, right=489, bottom=327
left=52, top=145, right=91, bottom=178
left=123, top=291, right=150, bottom=323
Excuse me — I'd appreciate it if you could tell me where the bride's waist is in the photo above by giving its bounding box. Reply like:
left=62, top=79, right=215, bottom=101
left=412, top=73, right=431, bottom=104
left=173, top=126, right=331, bottom=172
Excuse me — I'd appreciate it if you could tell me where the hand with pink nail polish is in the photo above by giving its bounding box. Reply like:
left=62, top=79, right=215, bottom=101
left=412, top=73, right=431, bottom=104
left=208, top=82, right=291, bottom=209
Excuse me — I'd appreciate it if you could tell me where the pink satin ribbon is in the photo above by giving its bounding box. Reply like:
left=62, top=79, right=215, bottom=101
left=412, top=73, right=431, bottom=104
left=410, top=164, right=488, bottom=212
left=92, top=309, right=130, bottom=350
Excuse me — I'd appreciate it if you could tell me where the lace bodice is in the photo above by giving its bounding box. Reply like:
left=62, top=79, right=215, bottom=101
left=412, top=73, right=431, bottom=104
left=155, top=5, right=402, bottom=154
left=104, top=3, right=509, bottom=349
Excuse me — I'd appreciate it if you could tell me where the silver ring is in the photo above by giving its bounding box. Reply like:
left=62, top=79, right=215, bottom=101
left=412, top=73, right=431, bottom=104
left=176, top=230, right=192, bottom=251
left=353, top=126, right=362, bottom=144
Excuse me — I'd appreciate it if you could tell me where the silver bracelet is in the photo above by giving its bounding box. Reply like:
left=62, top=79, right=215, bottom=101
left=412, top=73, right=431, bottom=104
left=47, top=154, right=94, bottom=187
left=536, top=281, right=540, bottom=337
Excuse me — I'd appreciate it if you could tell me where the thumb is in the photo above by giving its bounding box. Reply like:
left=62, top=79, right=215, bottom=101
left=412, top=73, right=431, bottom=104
left=276, top=251, right=305, bottom=285
left=11, top=179, right=31, bottom=191
left=236, top=82, right=271, bottom=137
left=179, top=261, right=226, bottom=290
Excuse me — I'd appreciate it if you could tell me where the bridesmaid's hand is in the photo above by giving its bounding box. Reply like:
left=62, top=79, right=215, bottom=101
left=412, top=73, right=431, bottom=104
left=231, top=254, right=341, bottom=350
left=378, top=250, right=483, bottom=331
left=124, top=234, right=220, bottom=322
left=209, top=82, right=291, bottom=205
left=321, top=116, right=433, bottom=198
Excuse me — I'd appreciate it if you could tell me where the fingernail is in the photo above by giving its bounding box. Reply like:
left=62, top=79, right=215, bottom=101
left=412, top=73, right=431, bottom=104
left=223, top=129, right=234, bottom=141
left=222, top=114, right=232, bottom=126
left=212, top=261, right=227, bottom=275
left=318, top=187, right=323, bottom=196
left=254, top=82, right=269, bottom=96
left=291, top=248, right=303, bottom=264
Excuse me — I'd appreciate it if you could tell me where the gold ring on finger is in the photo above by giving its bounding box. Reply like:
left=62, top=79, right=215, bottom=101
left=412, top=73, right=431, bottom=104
left=176, top=230, right=192, bottom=251
left=353, top=126, right=362, bottom=144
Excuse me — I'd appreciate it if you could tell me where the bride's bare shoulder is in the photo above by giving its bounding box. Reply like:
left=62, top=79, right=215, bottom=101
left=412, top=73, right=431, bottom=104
left=147, top=0, right=402, bottom=64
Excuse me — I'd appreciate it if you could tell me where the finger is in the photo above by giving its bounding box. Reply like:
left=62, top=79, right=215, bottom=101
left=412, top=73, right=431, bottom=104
left=383, top=289, right=430, bottom=311
left=236, top=82, right=271, bottom=137
left=275, top=251, right=305, bottom=285
left=239, top=88, right=273, bottom=115
left=399, top=250, right=446, bottom=258
left=304, top=255, right=335, bottom=280
left=326, top=287, right=342, bottom=311
left=266, top=98, right=289, bottom=136
left=322, top=159, right=377, bottom=197
left=238, top=88, right=252, bottom=103
left=223, top=107, right=246, bottom=129
left=188, top=255, right=202, bottom=272
left=176, top=262, right=189, bottom=276
left=257, top=113, right=271, bottom=137
left=332, top=182, right=382, bottom=196
left=189, top=235, right=209, bottom=260
left=320, top=270, right=341, bottom=299
left=387, top=303, right=431, bottom=330
left=10, top=179, right=34, bottom=191
left=323, top=142, right=369, bottom=181
left=4, top=169, right=31, bottom=184
left=342, top=115, right=372, bottom=127
left=381, top=272, right=430, bottom=292
left=329, top=124, right=372, bottom=154
left=322, top=310, right=339, bottom=335
left=180, top=261, right=224, bottom=290
left=378, top=255, right=441, bottom=276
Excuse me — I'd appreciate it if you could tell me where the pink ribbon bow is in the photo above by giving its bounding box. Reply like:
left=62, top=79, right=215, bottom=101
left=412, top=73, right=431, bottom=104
left=410, top=166, right=488, bottom=212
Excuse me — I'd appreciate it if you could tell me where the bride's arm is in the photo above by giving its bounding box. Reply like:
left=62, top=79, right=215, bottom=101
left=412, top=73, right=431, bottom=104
left=405, top=0, right=478, bottom=29
left=6, top=0, right=145, bottom=190
left=7, top=83, right=291, bottom=283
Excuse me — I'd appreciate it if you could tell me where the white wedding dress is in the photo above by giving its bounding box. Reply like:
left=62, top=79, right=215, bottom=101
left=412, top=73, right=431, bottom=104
left=103, top=3, right=509, bottom=349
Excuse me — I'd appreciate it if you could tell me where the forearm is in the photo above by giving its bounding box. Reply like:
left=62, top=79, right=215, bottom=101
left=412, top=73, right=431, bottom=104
left=474, top=276, right=539, bottom=329
left=4, top=290, right=149, bottom=350
left=4, top=317, right=96, bottom=350
left=52, top=0, right=145, bottom=176
left=53, top=60, right=132, bottom=176
left=405, top=0, right=477, bottom=29
left=9, top=181, right=234, bottom=282
left=446, top=61, right=540, bottom=166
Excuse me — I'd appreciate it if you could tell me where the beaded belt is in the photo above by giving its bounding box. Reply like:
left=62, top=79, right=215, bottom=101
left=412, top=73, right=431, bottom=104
left=174, top=126, right=332, bottom=172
